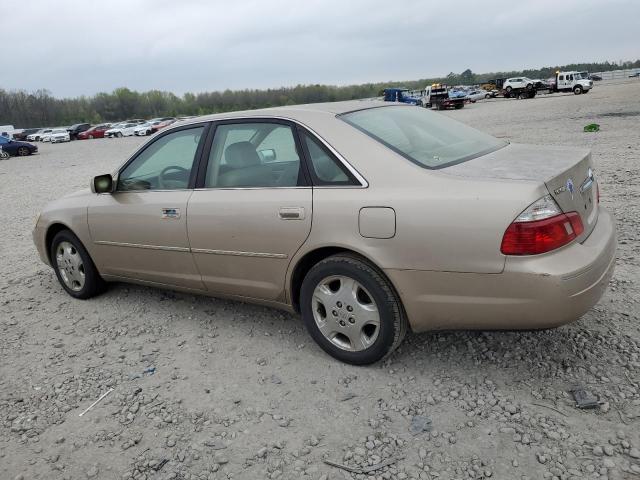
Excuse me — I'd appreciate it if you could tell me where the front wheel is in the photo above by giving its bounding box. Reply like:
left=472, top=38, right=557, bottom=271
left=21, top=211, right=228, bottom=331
left=17, top=147, right=30, bottom=156
left=505, top=86, right=512, bottom=93
left=51, top=230, right=105, bottom=299
left=574, top=85, right=583, bottom=95
left=300, top=254, right=407, bottom=365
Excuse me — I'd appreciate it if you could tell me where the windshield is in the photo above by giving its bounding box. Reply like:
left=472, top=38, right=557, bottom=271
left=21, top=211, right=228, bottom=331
left=340, top=106, right=507, bottom=169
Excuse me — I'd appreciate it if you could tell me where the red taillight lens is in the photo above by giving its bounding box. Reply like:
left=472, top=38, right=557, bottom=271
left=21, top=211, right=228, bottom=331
left=501, top=212, right=584, bottom=255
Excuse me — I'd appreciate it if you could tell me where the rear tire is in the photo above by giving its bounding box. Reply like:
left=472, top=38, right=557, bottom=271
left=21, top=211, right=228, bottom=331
left=50, top=230, right=105, bottom=299
left=116, top=132, right=123, bottom=138
left=300, top=254, right=407, bottom=365
left=17, top=147, right=30, bottom=156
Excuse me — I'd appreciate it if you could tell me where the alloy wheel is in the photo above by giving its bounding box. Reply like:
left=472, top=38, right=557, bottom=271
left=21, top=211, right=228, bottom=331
left=55, top=241, right=85, bottom=291
left=312, top=275, right=380, bottom=352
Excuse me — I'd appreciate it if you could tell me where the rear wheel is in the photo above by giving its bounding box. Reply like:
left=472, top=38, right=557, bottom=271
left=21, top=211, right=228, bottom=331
left=116, top=132, right=123, bottom=138
left=574, top=85, right=583, bottom=95
left=485, top=93, right=491, bottom=99
left=17, top=147, right=30, bottom=156
left=50, top=230, right=105, bottom=299
left=300, top=254, right=407, bottom=365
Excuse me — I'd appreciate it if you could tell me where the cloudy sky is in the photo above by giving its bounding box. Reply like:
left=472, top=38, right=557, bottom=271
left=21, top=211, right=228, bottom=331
left=4, top=0, right=639, bottom=97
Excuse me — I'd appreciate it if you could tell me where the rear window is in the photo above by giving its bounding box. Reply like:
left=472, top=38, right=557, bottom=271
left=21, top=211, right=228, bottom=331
left=340, top=106, right=507, bottom=169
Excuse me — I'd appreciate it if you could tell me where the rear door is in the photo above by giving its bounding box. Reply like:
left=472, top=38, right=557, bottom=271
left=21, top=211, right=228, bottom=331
left=187, top=119, right=312, bottom=301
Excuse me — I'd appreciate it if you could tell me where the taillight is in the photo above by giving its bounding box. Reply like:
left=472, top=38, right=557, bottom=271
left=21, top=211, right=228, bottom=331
left=501, top=195, right=584, bottom=255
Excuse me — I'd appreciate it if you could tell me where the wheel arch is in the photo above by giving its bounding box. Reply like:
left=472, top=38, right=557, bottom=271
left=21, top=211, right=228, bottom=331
left=288, top=246, right=406, bottom=319
left=45, top=222, right=75, bottom=264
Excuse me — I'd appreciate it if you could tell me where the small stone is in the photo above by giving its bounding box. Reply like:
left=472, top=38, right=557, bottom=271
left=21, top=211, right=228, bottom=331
left=85, top=466, right=99, bottom=478
left=536, top=453, right=547, bottom=464
left=629, top=447, right=640, bottom=459
left=603, top=458, right=615, bottom=469
left=593, top=446, right=604, bottom=456
left=603, top=445, right=614, bottom=456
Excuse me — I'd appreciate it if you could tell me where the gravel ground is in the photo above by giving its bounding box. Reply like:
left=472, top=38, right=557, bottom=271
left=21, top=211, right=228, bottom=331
left=1, top=80, right=639, bottom=480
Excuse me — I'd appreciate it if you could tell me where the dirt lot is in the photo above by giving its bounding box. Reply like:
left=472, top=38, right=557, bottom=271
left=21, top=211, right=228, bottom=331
left=1, top=80, right=639, bottom=480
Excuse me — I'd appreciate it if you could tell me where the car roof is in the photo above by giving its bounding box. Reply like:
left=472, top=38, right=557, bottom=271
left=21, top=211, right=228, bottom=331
left=175, top=99, right=394, bottom=127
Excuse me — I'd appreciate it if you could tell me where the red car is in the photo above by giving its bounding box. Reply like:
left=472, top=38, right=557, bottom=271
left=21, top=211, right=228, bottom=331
left=150, top=119, right=176, bottom=134
left=77, top=124, right=111, bottom=140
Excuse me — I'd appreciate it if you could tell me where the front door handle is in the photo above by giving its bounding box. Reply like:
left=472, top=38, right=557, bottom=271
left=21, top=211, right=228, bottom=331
left=279, top=207, right=305, bottom=220
left=161, top=208, right=181, bottom=219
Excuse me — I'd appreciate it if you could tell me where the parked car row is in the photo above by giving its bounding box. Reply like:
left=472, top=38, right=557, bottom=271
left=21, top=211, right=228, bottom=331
left=14, top=116, right=195, bottom=145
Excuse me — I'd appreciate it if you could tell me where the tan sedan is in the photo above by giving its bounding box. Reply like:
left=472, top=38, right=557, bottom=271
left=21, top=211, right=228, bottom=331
left=33, top=101, right=616, bottom=364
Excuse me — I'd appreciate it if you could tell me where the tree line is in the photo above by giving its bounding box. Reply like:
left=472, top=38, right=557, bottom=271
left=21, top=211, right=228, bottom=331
left=2, top=59, right=638, bottom=128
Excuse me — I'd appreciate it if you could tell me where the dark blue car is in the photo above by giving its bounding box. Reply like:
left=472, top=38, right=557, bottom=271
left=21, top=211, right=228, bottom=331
left=0, top=135, right=38, bottom=156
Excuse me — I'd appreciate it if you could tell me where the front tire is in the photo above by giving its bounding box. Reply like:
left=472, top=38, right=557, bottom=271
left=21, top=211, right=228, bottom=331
left=300, top=254, right=407, bottom=365
left=574, top=85, right=583, bottom=95
left=50, top=230, right=105, bottom=299
left=17, top=147, right=30, bottom=156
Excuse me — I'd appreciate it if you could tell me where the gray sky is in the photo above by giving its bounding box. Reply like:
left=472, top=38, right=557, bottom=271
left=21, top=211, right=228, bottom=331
left=4, top=0, right=639, bottom=97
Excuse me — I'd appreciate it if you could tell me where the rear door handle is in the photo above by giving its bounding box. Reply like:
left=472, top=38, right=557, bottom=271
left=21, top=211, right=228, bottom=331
left=278, top=207, right=305, bottom=220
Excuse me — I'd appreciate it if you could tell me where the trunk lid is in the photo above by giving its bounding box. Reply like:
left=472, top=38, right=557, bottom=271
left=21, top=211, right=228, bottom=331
left=443, top=143, right=598, bottom=240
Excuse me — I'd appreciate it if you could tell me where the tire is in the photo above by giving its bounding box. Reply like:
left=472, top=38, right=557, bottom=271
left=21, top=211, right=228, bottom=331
left=485, top=93, right=491, bottom=99
left=526, top=83, right=533, bottom=91
left=116, top=132, right=123, bottom=138
left=574, top=85, right=583, bottom=95
left=300, top=254, right=407, bottom=365
left=50, top=230, right=105, bottom=299
left=17, top=147, right=30, bottom=156
left=505, top=86, right=512, bottom=93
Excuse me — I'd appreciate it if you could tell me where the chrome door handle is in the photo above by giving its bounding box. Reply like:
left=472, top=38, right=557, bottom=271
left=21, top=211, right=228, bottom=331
left=278, top=207, right=305, bottom=220
left=161, top=208, right=181, bottom=219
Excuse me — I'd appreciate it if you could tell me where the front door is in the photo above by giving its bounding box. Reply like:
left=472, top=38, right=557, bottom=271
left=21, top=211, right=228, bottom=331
left=187, top=120, right=312, bottom=301
left=88, top=124, right=208, bottom=290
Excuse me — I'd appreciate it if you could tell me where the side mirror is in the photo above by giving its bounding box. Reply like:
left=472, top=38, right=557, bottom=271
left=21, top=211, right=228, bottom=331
left=92, top=174, right=114, bottom=194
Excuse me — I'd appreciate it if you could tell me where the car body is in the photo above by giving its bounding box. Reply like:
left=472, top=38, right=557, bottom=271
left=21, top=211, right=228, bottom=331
left=13, top=128, right=42, bottom=141
left=503, top=77, right=534, bottom=92
left=27, top=129, right=53, bottom=142
left=134, top=121, right=161, bottom=136
left=0, top=135, right=38, bottom=156
left=33, top=101, right=616, bottom=364
left=465, top=90, right=489, bottom=102
left=77, top=124, right=112, bottom=140
left=105, top=123, right=138, bottom=138
left=67, top=123, right=91, bottom=140
left=50, top=129, right=71, bottom=143
left=629, top=72, right=640, bottom=78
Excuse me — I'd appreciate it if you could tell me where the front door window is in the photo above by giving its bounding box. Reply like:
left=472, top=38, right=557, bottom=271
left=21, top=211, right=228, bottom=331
left=117, top=126, right=204, bottom=191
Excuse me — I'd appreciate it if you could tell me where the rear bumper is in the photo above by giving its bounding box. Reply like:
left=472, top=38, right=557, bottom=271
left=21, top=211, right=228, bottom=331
left=387, top=207, right=616, bottom=332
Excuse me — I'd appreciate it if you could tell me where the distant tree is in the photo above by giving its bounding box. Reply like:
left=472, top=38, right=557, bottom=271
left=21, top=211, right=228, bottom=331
left=1, top=59, right=638, bottom=126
